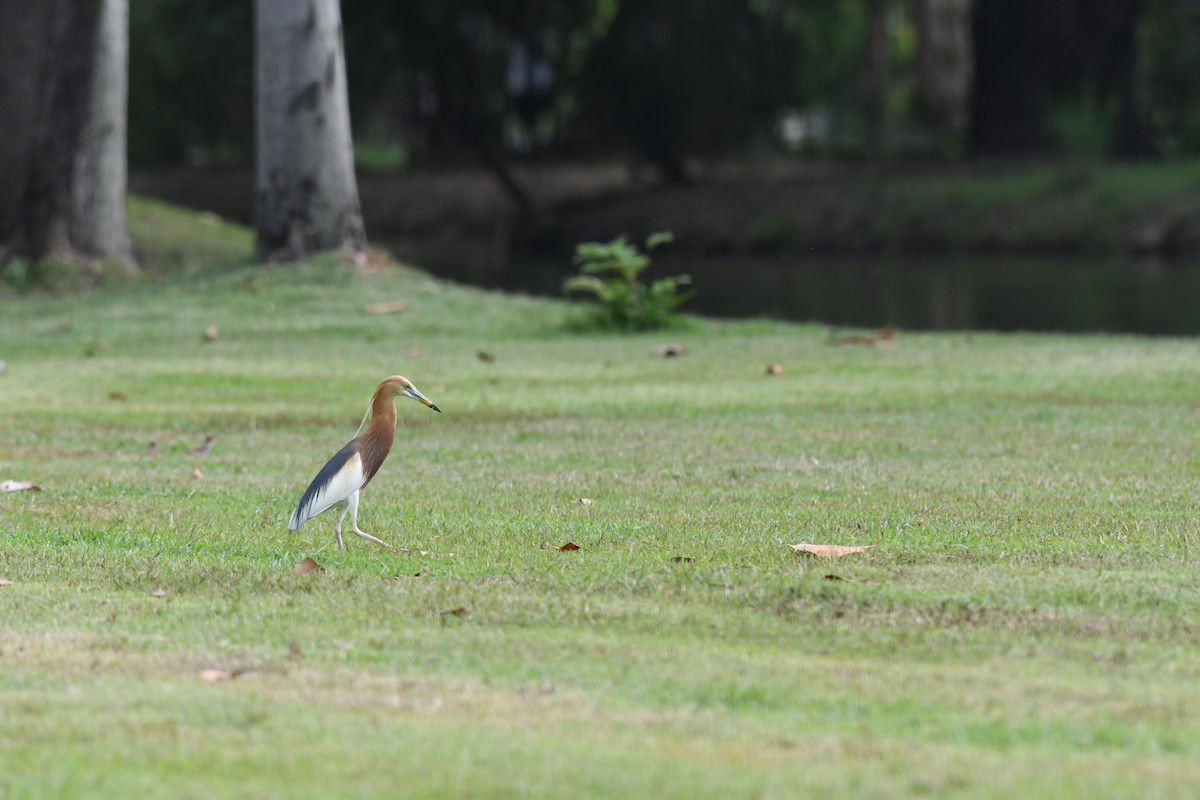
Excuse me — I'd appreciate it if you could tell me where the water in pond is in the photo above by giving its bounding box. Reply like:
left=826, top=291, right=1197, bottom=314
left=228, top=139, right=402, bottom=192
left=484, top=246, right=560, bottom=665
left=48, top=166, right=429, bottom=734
left=397, top=242, right=1200, bottom=335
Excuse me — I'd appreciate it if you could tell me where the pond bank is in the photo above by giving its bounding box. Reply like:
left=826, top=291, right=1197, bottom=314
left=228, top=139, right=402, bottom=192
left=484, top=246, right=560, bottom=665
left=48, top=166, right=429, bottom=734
left=130, top=159, right=1200, bottom=261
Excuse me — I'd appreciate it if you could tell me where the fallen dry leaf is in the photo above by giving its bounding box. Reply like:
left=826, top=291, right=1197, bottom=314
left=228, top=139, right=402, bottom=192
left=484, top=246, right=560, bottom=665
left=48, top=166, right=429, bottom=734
left=293, top=557, right=325, bottom=575
left=558, top=542, right=581, bottom=552
left=440, top=606, right=468, bottom=618
left=365, top=300, right=409, bottom=315
left=765, top=363, right=784, bottom=376
left=476, top=350, right=496, bottom=363
left=659, top=343, right=684, bottom=357
left=202, top=325, right=219, bottom=342
left=0, top=480, right=41, bottom=493
left=579, top=498, right=593, bottom=506
left=0, top=578, right=13, bottom=586
left=790, top=543, right=874, bottom=558
left=836, top=326, right=895, bottom=346
left=108, top=390, right=127, bottom=401
left=150, top=587, right=168, bottom=597
left=199, top=669, right=237, bottom=683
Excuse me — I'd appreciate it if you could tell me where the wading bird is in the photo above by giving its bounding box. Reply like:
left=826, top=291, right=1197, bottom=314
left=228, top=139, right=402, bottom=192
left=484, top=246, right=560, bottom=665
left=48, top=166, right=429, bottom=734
left=289, top=375, right=440, bottom=549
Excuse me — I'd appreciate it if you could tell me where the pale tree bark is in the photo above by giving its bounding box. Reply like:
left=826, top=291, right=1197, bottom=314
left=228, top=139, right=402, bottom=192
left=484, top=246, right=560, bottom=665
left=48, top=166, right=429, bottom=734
left=0, top=0, right=131, bottom=265
left=914, top=0, right=973, bottom=140
left=255, top=0, right=366, bottom=261
left=72, top=0, right=132, bottom=260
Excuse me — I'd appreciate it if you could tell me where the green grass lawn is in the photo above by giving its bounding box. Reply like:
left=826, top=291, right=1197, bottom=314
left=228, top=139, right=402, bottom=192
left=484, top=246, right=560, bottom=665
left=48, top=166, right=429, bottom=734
left=2, top=203, right=1199, bottom=797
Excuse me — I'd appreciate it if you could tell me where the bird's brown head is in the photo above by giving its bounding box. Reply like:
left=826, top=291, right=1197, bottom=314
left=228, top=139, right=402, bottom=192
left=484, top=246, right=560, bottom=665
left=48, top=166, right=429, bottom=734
left=378, top=375, right=441, bottom=412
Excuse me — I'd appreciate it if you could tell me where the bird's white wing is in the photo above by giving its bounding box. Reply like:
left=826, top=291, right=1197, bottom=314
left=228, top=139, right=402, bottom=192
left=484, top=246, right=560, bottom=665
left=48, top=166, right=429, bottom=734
left=289, top=443, right=364, bottom=530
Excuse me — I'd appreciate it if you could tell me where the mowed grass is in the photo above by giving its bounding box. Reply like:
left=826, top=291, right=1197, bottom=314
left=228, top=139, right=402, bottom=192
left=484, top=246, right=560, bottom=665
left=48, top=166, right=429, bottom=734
left=2, top=213, right=1200, bottom=797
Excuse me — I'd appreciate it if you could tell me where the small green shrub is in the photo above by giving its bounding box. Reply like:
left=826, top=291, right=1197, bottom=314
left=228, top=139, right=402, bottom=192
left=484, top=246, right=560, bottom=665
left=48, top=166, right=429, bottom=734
left=1044, top=87, right=1117, bottom=162
left=563, top=232, right=694, bottom=330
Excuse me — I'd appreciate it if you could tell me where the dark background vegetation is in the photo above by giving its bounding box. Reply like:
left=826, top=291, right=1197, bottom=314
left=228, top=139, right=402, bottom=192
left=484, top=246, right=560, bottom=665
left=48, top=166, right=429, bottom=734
left=128, top=0, right=1200, bottom=169
left=122, top=0, right=1200, bottom=268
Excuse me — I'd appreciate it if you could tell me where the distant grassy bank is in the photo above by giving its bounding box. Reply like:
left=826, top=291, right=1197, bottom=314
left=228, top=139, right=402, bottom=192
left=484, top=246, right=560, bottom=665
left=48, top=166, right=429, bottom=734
left=127, top=160, right=1200, bottom=261
left=1, top=202, right=1199, bottom=797
left=555, top=160, right=1200, bottom=258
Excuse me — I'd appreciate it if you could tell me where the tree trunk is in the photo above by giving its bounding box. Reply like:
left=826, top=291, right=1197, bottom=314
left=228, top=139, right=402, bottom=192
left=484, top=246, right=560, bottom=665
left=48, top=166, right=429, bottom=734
left=0, top=0, right=131, bottom=265
left=72, top=0, right=132, bottom=260
left=255, top=0, right=366, bottom=261
left=0, top=2, right=50, bottom=247
left=914, top=0, right=974, bottom=140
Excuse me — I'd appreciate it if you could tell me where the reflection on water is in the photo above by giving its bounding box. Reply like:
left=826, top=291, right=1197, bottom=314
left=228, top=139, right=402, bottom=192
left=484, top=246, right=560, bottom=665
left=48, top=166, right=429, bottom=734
left=396, top=241, right=1200, bottom=335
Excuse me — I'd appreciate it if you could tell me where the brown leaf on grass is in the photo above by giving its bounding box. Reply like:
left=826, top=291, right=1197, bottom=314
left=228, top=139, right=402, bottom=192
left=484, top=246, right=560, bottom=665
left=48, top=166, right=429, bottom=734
left=476, top=350, right=496, bottom=363
left=293, top=557, right=325, bottom=575
left=364, top=300, right=409, bottom=315
left=558, top=542, right=581, bottom=552
left=835, top=326, right=894, bottom=346
left=765, top=363, right=784, bottom=376
left=150, top=587, right=168, bottom=597
left=202, top=325, right=219, bottom=342
left=579, top=498, right=593, bottom=506
left=440, top=606, right=468, bottom=618
left=199, top=669, right=237, bottom=683
left=790, top=543, right=874, bottom=558
left=0, top=578, right=14, bottom=586
left=659, top=343, right=684, bottom=357
left=0, top=480, right=41, bottom=493
left=108, top=390, right=127, bottom=401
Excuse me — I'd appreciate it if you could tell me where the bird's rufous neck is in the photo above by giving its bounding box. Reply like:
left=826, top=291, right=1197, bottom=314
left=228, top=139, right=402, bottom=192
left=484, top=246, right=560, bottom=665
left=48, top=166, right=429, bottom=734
left=367, top=388, right=398, bottom=432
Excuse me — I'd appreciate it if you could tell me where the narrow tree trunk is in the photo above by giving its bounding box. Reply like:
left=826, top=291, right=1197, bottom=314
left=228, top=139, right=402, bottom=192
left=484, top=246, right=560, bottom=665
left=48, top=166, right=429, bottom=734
left=255, top=0, right=366, bottom=261
left=914, top=0, right=973, bottom=140
left=0, top=0, right=131, bottom=265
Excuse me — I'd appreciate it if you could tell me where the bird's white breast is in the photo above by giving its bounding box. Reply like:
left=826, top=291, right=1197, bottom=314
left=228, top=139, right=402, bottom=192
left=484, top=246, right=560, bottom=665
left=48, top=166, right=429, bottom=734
left=289, top=451, right=365, bottom=529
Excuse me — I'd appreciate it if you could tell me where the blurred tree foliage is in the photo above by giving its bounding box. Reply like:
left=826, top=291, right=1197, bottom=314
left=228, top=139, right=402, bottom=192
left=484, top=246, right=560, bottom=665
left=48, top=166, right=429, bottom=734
left=1139, top=0, right=1200, bottom=154
left=125, top=0, right=1200, bottom=169
left=129, top=0, right=252, bottom=165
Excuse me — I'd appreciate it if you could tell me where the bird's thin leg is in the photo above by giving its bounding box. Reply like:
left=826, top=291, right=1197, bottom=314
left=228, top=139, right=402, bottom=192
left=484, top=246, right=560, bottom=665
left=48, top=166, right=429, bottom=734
left=347, top=490, right=389, bottom=548
left=334, top=503, right=349, bottom=550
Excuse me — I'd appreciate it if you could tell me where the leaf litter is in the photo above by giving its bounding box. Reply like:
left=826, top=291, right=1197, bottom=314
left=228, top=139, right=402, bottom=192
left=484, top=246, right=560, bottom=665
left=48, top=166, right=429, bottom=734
left=293, top=557, right=325, bottom=575
left=1, top=480, right=41, bottom=493
left=790, top=543, right=874, bottom=558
